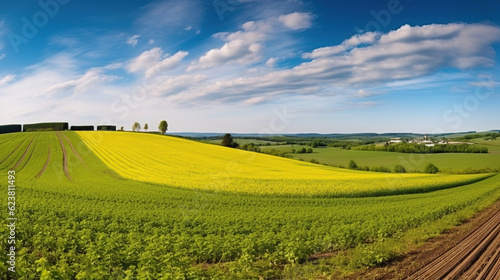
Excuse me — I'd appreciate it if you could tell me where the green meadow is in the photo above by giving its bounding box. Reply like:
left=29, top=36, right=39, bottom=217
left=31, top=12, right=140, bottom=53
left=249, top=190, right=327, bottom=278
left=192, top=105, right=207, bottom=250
left=260, top=144, right=500, bottom=172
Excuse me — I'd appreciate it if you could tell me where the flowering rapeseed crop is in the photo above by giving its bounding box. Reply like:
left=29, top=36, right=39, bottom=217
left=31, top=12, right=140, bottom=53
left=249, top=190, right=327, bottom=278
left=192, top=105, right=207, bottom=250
left=78, top=131, right=489, bottom=196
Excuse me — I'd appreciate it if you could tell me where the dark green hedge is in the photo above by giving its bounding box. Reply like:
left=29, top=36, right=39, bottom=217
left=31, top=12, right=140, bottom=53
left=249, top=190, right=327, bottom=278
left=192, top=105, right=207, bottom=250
left=23, top=122, right=69, bottom=132
left=97, top=125, right=116, bottom=131
left=0, top=124, right=22, bottom=134
left=70, top=125, right=94, bottom=131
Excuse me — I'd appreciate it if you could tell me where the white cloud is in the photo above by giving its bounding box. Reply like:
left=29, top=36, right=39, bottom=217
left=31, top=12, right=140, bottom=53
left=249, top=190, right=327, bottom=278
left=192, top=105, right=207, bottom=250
left=127, top=47, right=163, bottom=73
left=0, top=53, right=6, bottom=60
left=127, top=47, right=188, bottom=76
left=145, top=51, right=189, bottom=77
left=148, top=39, right=155, bottom=45
left=266, top=57, right=278, bottom=67
left=0, top=74, right=15, bottom=86
left=188, top=40, right=262, bottom=71
left=469, top=80, right=500, bottom=88
left=278, top=12, right=313, bottom=30
left=243, top=96, right=267, bottom=105
left=188, top=12, right=311, bottom=71
left=150, top=75, right=207, bottom=96
left=166, top=23, right=500, bottom=105
left=38, top=68, right=120, bottom=97
left=136, top=0, right=203, bottom=35
left=356, top=90, right=377, bottom=97
left=302, top=32, right=380, bottom=59
left=127, top=35, right=140, bottom=47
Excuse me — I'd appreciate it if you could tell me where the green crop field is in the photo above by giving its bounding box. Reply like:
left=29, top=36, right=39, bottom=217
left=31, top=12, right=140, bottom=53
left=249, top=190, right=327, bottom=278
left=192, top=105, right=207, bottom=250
left=260, top=144, right=500, bottom=172
left=469, top=138, right=500, bottom=152
left=1, top=131, right=500, bottom=279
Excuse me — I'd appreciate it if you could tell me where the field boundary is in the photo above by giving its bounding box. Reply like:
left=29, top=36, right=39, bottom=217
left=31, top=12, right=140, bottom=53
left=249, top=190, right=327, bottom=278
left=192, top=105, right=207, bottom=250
left=56, top=132, right=71, bottom=180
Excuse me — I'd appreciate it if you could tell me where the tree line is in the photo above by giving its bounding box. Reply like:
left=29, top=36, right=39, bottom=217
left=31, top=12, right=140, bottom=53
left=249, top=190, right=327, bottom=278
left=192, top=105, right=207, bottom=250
left=131, top=120, right=168, bottom=134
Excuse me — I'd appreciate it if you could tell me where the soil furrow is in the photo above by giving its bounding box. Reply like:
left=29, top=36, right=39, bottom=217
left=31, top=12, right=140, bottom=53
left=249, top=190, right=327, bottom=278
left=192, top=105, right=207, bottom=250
left=61, top=132, right=88, bottom=167
left=1, top=137, right=28, bottom=164
left=11, top=137, right=35, bottom=170
left=17, top=136, right=38, bottom=172
left=37, top=146, right=52, bottom=179
left=56, top=132, right=71, bottom=180
left=407, top=210, right=500, bottom=279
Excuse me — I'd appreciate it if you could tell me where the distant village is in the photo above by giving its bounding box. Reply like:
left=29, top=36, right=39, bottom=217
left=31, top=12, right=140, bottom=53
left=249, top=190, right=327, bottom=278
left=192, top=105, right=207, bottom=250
left=388, top=134, right=471, bottom=147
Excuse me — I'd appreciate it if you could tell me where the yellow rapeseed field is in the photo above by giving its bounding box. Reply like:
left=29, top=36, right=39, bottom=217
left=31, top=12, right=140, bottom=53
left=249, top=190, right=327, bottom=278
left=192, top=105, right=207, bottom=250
left=77, top=131, right=489, bottom=196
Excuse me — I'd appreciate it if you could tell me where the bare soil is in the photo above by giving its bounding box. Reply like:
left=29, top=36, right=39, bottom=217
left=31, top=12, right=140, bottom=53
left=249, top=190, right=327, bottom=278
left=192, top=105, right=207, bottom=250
left=11, top=137, right=35, bottom=170
left=56, top=132, right=71, bottom=180
left=37, top=146, right=51, bottom=178
left=343, top=200, right=500, bottom=279
left=61, top=133, right=88, bottom=167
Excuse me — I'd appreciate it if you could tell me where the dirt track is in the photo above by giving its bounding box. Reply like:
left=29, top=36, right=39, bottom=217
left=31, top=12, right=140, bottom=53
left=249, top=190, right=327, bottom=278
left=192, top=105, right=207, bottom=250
left=1, top=137, right=28, bottom=164
left=56, top=132, right=71, bottom=180
left=37, top=146, right=51, bottom=178
left=61, top=133, right=87, bottom=167
left=11, top=137, right=35, bottom=170
left=407, top=206, right=500, bottom=279
left=343, top=200, right=500, bottom=280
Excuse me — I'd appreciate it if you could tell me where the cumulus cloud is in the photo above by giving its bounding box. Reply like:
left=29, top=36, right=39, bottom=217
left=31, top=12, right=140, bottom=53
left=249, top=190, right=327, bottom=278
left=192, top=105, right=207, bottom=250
left=126, top=35, right=140, bottom=47
left=278, top=12, right=313, bottom=30
left=127, top=47, right=188, bottom=76
left=188, top=12, right=312, bottom=71
left=188, top=40, right=262, bottom=71
left=169, top=23, right=500, bottom=105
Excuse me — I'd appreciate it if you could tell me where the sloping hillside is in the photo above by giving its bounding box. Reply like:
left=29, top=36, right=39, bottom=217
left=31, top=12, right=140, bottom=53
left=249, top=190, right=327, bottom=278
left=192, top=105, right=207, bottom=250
left=77, top=131, right=489, bottom=196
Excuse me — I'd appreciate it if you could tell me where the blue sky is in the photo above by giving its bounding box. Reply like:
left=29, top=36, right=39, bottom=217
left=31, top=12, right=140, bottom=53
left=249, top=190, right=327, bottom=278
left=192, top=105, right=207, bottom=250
left=0, top=0, right=499, bottom=133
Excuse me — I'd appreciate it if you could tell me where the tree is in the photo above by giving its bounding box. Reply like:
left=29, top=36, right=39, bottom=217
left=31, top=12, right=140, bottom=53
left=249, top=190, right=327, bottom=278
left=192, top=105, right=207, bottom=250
left=119, top=126, right=124, bottom=131
left=424, top=163, right=439, bottom=174
left=348, top=160, right=358, bottom=169
left=221, top=133, right=238, bottom=148
left=158, top=120, right=168, bottom=134
left=394, top=164, right=406, bottom=173
left=144, top=123, right=148, bottom=132
left=132, top=122, right=141, bottom=132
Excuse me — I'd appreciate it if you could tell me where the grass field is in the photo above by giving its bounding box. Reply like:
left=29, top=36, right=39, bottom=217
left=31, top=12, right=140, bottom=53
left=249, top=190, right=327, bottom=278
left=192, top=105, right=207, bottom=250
left=1, top=131, right=499, bottom=279
left=260, top=144, right=500, bottom=172
left=469, top=138, right=500, bottom=152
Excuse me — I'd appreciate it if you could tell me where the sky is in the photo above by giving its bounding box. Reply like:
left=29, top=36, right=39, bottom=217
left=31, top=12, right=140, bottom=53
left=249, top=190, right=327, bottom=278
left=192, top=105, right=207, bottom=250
left=0, top=0, right=499, bottom=134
